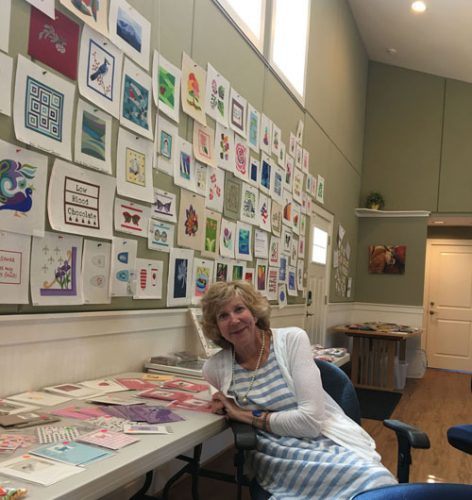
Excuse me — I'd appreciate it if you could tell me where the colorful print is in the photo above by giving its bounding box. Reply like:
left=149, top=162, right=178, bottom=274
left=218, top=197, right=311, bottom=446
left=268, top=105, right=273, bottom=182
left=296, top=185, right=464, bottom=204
left=0, top=159, right=36, bottom=216
left=158, top=65, right=176, bottom=110
left=87, top=39, right=115, bottom=101
left=80, top=110, right=106, bottom=160
left=126, top=147, right=146, bottom=186
left=117, top=7, right=142, bottom=52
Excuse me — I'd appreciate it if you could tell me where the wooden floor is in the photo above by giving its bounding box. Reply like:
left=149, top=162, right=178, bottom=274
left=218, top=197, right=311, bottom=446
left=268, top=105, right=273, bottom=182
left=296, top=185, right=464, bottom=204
left=164, top=368, right=471, bottom=499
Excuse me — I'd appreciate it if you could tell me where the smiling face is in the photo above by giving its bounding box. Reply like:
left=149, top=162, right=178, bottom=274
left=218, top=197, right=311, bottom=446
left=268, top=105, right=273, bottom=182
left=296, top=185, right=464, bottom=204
left=216, top=295, right=257, bottom=348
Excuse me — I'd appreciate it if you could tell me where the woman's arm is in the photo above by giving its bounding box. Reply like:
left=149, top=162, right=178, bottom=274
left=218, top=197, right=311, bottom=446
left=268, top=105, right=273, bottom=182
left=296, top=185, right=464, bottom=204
left=268, top=328, right=326, bottom=438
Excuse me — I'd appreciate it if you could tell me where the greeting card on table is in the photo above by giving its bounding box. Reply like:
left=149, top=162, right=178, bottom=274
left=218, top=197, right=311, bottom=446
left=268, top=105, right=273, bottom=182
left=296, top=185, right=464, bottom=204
left=214, top=123, right=235, bottom=172
left=8, top=391, right=71, bottom=407
left=155, top=115, right=178, bottom=176
left=78, top=25, right=123, bottom=118
left=110, top=236, right=137, bottom=297
left=31, top=441, right=113, bottom=465
left=139, top=388, right=192, bottom=402
left=30, top=232, right=84, bottom=306
left=247, top=103, right=260, bottom=153
left=168, top=397, right=213, bottom=413
left=133, top=258, right=164, bottom=299
left=177, top=190, right=205, bottom=252
left=28, top=7, right=80, bottom=80
left=108, top=0, right=151, bottom=70
left=80, top=378, right=127, bottom=394
left=0, top=399, right=38, bottom=415
left=0, top=52, right=13, bottom=116
left=148, top=219, right=174, bottom=253
left=35, top=425, right=84, bottom=444
left=163, top=379, right=209, bottom=392
left=152, top=189, right=177, bottom=223
left=115, top=377, right=156, bottom=390
left=48, top=159, right=115, bottom=239
left=229, top=88, right=247, bottom=139
left=114, top=197, right=150, bottom=238
left=193, top=122, right=215, bottom=167
left=205, top=63, right=230, bottom=126
left=181, top=52, right=206, bottom=125
left=167, top=247, right=194, bottom=307
left=77, top=429, right=139, bottom=450
left=202, top=210, right=221, bottom=258
left=0, top=454, right=84, bottom=486
left=0, top=231, right=31, bottom=305
left=82, top=239, right=112, bottom=304
left=14, top=55, right=75, bottom=161
left=205, top=166, right=225, bottom=213
left=116, top=127, right=154, bottom=203
left=191, top=257, right=214, bottom=304
left=60, top=0, right=109, bottom=36
left=120, top=57, right=153, bottom=139
left=152, top=51, right=181, bottom=123
left=74, top=99, right=113, bottom=174
left=44, top=383, right=100, bottom=399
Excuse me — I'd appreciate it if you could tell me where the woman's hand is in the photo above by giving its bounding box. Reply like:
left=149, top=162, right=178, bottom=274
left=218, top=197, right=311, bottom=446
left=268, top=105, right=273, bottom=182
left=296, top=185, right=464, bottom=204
left=211, top=391, right=249, bottom=422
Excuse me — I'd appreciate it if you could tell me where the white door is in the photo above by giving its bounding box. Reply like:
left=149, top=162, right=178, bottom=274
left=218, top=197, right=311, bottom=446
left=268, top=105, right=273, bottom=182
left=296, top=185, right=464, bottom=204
left=424, top=240, right=472, bottom=371
left=304, top=205, right=333, bottom=345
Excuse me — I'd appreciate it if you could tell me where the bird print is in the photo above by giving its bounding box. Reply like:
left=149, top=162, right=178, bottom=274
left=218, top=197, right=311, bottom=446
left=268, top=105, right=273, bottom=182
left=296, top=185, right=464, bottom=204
left=0, top=159, right=37, bottom=216
left=0, top=187, right=33, bottom=216
left=71, top=0, right=100, bottom=21
left=90, top=58, right=109, bottom=81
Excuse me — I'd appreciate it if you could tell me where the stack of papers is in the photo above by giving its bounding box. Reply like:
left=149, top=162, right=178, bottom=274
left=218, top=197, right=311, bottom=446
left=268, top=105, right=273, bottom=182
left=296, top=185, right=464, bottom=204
left=77, top=429, right=139, bottom=450
left=8, top=391, right=71, bottom=406
left=44, top=383, right=101, bottom=399
left=30, top=441, right=113, bottom=465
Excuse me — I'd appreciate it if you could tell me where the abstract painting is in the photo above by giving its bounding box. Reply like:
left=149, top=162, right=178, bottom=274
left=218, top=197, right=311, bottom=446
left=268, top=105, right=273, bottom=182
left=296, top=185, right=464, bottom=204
left=229, top=88, right=247, bottom=139
left=60, top=0, right=109, bottom=36
left=271, top=123, right=281, bottom=158
left=120, top=58, right=153, bottom=139
left=74, top=99, right=112, bottom=174
left=0, top=139, right=48, bottom=237
left=82, top=239, right=112, bottom=304
left=148, top=219, right=174, bottom=253
left=30, top=231, right=84, bottom=305
left=205, top=63, right=229, bottom=127
left=116, top=127, right=154, bottom=203
left=28, top=7, right=80, bottom=80
left=152, top=51, right=181, bottom=123
left=271, top=200, right=283, bottom=237
left=236, top=222, right=252, bottom=261
left=78, top=25, right=123, bottom=118
left=316, top=174, right=325, bottom=204
left=14, top=55, right=75, bottom=160
left=0, top=231, right=31, bottom=304
left=48, top=159, right=115, bottom=239
left=167, top=247, right=194, bottom=307
left=282, top=189, right=293, bottom=227
left=108, top=0, right=151, bottom=70
left=181, top=52, right=207, bottom=126
left=271, top=164, right=284, bottom=204
left=287, top=266, right=298, bottom=296
left=133, top=258, right=164, bottom=299
left=247, top=103, right=260, bottom=153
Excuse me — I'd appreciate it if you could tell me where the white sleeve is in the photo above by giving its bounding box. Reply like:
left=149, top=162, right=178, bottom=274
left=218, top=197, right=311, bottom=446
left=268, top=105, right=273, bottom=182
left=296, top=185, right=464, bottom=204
left=269, top=329, right=326, bottom=438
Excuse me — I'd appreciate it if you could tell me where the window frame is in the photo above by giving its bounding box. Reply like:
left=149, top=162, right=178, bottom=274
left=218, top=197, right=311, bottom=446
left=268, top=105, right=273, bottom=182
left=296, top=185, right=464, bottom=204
left=311, top=226, right=329, bottom=265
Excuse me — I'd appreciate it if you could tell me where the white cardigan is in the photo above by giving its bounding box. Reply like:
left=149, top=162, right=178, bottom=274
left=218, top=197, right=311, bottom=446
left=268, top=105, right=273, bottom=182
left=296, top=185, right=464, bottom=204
left=203, top=327, right=381, bottom=463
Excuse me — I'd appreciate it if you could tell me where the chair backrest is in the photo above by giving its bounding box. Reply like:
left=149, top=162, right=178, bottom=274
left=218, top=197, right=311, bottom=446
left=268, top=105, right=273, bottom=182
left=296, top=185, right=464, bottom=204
left=315, top=359, right=361, bottom=424
left=351, top=482, right=472, bottom=499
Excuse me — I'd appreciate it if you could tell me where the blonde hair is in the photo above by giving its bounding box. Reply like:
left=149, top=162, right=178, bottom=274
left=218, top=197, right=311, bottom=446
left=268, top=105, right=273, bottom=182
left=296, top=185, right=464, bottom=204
left=200, top=281, right=271, bottom=349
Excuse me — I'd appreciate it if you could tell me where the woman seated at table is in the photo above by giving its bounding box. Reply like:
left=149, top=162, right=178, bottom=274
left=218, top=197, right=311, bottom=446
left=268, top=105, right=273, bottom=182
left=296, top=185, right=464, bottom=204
left=201, top=281, right=396, bottom=500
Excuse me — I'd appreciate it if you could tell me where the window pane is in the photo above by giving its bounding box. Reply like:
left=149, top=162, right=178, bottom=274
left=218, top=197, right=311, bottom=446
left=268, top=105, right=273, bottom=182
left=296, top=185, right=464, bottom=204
left=217, top=0, right=265, bottom=49
left=271, top=0, right=310, bottom=97
left=312, top=227, right=328, bottom=264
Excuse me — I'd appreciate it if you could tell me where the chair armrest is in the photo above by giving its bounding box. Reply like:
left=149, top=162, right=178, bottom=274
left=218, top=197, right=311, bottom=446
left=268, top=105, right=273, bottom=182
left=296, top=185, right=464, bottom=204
left=229, top=420, right=257, bottom=450
left=384, top=419, right=430, bottom=449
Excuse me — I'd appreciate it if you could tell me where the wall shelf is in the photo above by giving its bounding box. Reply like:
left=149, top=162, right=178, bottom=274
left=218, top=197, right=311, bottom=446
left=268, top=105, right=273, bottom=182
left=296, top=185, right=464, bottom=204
left=355, top=208, right=431, bottom=218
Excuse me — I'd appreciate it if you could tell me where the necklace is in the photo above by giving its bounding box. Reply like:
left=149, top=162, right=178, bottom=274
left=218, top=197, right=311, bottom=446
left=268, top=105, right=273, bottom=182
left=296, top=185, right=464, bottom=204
left=232, top=330, right=266, bottom=404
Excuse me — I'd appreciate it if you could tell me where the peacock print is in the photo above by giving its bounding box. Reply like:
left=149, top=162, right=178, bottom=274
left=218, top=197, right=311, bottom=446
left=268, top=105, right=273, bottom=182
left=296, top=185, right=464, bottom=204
left=0, top=159, right=37, bottom=217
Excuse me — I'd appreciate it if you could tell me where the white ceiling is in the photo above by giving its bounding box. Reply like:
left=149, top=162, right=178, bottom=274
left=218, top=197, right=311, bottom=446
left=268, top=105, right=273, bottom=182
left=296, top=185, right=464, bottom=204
left=347, top=0, right=472, bottom=84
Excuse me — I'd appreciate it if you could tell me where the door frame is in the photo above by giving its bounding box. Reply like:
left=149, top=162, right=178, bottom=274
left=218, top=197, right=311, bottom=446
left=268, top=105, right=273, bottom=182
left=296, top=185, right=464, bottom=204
left=305, top=204, right=334, bottom=345
left=423, top=238, right=472, bottom=364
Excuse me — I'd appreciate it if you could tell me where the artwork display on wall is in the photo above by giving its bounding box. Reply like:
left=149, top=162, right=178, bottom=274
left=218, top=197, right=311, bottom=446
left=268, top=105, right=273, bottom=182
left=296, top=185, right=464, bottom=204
left=236, top=222, right=252, bottom=261
left=246, top=103, right=260, bottom=153
left=114, top=197, right=150, bottom=238
left=110, top=236, right=137, bottom=297
left=257, top=192, right=271, bottom=232
left=254, top=228, right=268, bottom=259
left=214, top=122, right=235, bottom=172
left=191, top=257, right=214, bottom=304
left=174, top=137, right=197, bottom=193
left=214, top=258, right=231, bottom=283
left=271, top=123, right=281, bottom=158
left=28, top=8, right=80, bottom=80
left=229, top=88, right=247, bottom=139
left=205, top=167, right=225, bottom=213
left=155, top=115, right=178, bottom=176
left=0, top=139, right=48, bottom=237
left=233, top=137, right=249, bottom=181
left=148, top=219, right=175, bottom=253
left=82, top=239, right=112, bottom=304
left=316, top=175, right=325, bottom=204
left=60, top=0, right=109, bottom=35
left=195, top=161, right=208, bottom=196
left=177, top=190, right=205, bottom=252
left=260, top=153, right=272, bottom=195
left=0, top=230, right=31, bottom=304
left=248, top=157, right=259, bottom=188
left=167, top=247, right=194, bottom=307
left=120, top=57, right=153, bottom=140
left=260, top=114, right=272, bottom=154
left=48, top=159, right=115, bottom=240
left=205, top=63, right=229, bottom=127
left=152, top=189, right=177, bottom=223
left=152, top=51, right=181, bottom=123
left=368, top=245, right=406, bottom=274
left=223, top=175, right=241, bottom=220
left=232, top=260, right=246, bottom=281
left=181, top=52, right=207, bottom=126
left=108, top=0, right=151, bottom=71
left=14, top=55, right=75, bottom=161
left=267, top=266, right=278, bottom=301
left=240, top=183, right=259, bottom=226
left=116, top=128, right=154, bottom=203
left=271, top=200, right=283, bottom=237
left=30, top=231, right=84, bottom=306
left=202, top=210, right=221, bottom=258
left=219, top=218, right=236, bottom=259
left=78, top=26, right=123, bottom=118
left=74, top=99, right=113, bottom=174
left=193, top=122, right=215, bottom=167
left=255, top=259, right=268, bottom=294
left=133, top=258, right=163, bottom=299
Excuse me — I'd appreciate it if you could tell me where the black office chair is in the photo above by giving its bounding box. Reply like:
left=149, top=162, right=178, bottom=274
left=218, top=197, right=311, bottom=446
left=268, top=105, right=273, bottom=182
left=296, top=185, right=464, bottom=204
left=233, top=359, right=430, bottom=500
left=351, top=482, right=472, bottom=499
left=447, top=424, right=472, bottom=454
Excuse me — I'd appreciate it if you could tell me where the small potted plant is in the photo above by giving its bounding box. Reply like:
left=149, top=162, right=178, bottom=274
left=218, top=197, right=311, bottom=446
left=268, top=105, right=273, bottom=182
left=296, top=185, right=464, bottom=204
left=365, top=192, right=385, bottom=210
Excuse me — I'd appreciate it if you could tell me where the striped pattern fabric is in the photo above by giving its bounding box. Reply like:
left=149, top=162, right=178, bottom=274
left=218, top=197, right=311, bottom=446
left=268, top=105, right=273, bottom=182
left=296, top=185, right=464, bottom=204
left=230, top=344, right=397, bottom=499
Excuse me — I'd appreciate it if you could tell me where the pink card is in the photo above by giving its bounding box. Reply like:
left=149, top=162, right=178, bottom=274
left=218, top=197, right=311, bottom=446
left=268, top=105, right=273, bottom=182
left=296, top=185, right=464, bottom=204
left=50, top=406, right=92, bottom=421
left=138, top=388, right=192, bottom=402
left=77, top=429, right=139, bottom=450
left=168, top=398, right=213, bottom=413
left=163, top=379, right=209, bottom=393
left=115, top=378, right=156, bottom=390
left=28, top=7, right=80, bottom=80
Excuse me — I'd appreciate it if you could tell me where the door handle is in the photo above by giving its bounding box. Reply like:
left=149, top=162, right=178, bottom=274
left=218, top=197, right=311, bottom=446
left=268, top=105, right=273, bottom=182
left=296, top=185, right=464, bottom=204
left=429, top=310, right=435, bottom=315
left=306, top=312, right=314, bottom=317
